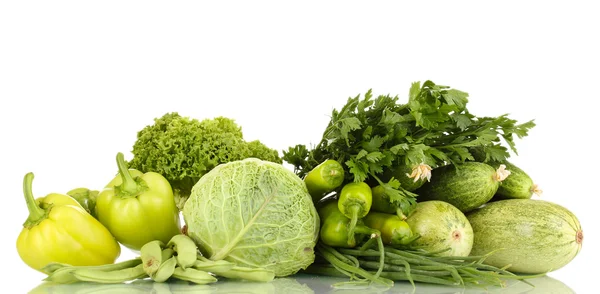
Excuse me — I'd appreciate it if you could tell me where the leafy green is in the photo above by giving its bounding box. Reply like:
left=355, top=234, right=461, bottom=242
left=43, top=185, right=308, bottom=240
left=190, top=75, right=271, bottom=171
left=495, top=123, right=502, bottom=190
left=129, top=112, right=282, bottom=210
left=283, top=80, right=534, bottom=215
left=182, top=158, right=319, bottom=277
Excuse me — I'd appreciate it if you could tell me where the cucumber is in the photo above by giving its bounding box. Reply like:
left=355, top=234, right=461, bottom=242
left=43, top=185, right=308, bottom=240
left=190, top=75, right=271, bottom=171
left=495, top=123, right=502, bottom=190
left=416, top=162, right=509, bottom=213
left=405, top=201, right=473, bottom=257
left=381, top=164, right=430, bottom=192
left=467, top=199, right=583, bottom=274
left=493, top=161, right=542, bottom=199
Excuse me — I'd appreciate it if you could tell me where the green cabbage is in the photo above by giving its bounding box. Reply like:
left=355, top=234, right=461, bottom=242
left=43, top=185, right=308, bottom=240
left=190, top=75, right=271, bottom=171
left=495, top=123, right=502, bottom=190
left=182, top=158, right=320, bottom=277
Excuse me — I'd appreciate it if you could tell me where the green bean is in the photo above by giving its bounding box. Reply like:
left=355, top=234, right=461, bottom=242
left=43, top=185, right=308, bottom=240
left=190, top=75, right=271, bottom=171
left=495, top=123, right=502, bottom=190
left=140, top=240, right=164, bottom=276
left=317, top=244, right=393, bottom=287
left=214, top=266, right=275, bottom=282
left=151, top=256, right=177, bottom=283
left=72, top=264, right=147, bottom=284
left=377, top=272, right=461, bottom=286
left=307, top=264, right=459, bottom=287
left=342, top=253, right=361, bottom=268
left=167, top=234, right=198, bottom=269
left=43, top=258, right=143, bottom=284
left=192, top=259, right=234, bottom=273
left=328, top=245, right=542, bottom=288
left=172, top=267, right=217, bottom=284
left=358, top=260, right=449, bottom=277
left=322, top=244, right=357, bottom=266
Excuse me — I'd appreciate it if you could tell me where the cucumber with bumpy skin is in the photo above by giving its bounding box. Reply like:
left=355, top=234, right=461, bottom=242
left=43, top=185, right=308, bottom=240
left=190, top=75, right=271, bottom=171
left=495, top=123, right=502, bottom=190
left=416, top=162, right=510, bottom=213
left=493, top=161, right=542, bottom=199
left=381, top=164, right=431, bottom=192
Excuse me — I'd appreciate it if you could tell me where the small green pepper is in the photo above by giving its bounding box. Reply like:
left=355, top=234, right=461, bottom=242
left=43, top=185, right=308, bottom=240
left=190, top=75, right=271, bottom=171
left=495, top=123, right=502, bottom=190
left=317, top=199, right=375, bottom=248
left=96, top=153, right=181, bottom=250
left=337, top=182, right=372, bottom=245
left=363, top=211, right=420, bottom=245
left=303, top=159, right=345, bottom=203
left=370, top=185, right=414, bottom=220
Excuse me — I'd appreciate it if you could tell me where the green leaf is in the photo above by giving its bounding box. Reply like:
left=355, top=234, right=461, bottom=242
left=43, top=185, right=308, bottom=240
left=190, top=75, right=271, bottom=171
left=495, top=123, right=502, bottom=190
left=368, top=162, right=384, bottom=175
left=486, top=145, right=510, bottom=162
left=409, top=81, right=421, bottom=102
left=379, top=108, right=403, bottom=128
left=405, top=144, right=430, bottom=165
left=390, top=143, right=409, bottom=155
left=452, top=146, right=475, bottom=162
left=452, top=113, right=472, bottom=131
left=356, top=149, right=368, bottom=160
left=366, top=151, right=384, bottom=163
left=346, top=159, right=368, bottom=183
left=513, top=120, right=536, bottom=138
left=442, top=89, right=469, bottom=110
left=425, top=147, right=449, bottom=165
left=362, top=125, right=373, bottom=140
left=362, top=136, right=385, bottom=152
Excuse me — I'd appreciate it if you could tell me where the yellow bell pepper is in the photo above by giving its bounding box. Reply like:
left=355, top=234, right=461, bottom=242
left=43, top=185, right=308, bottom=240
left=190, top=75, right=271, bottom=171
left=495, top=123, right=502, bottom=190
left=16, top=173, right=121, bottom=273
left=96, top=152, right=181, bottom=251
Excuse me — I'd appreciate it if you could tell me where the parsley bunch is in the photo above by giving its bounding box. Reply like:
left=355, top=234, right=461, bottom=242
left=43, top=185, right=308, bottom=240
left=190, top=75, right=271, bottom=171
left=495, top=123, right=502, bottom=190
left=283, top=80, right=535, bottom=215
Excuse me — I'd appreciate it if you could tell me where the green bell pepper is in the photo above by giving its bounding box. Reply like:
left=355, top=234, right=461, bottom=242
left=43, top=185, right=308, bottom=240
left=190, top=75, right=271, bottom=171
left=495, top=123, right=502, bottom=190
left=96, top=152, right=181, bottom=250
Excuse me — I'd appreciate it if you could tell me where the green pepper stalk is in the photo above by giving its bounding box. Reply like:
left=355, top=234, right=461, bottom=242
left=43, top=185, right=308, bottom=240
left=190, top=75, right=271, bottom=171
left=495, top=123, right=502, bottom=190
left=96, top=153, right=182, bottom=251
left=363, top=212, right=420, bottom=245
left=303, top=159, right=345, bottom=203
left=337, top=182, right=372, bottom=246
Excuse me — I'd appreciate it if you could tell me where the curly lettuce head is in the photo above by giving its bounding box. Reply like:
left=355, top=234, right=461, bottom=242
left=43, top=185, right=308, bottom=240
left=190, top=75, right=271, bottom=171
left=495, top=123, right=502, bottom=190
left=129, top=112, right=282, bottom=210
left=182, top=158, right=319, bottom=277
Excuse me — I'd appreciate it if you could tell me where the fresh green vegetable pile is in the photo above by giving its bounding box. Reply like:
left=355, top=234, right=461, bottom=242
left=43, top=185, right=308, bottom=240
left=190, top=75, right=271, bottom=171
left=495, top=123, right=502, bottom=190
left=283, top=80, right=583, bottom=289
left=283, top=80, right=535, bottom=219
left=15, top=80, right=583, bottom=291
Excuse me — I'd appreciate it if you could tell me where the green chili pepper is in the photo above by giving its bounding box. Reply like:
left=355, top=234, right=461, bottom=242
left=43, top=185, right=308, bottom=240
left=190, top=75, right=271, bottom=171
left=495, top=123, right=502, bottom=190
left=363, top=212, right=420, bottom=245
left=96, top=153, right=182, bottom=250
left=337, top=182, right=372, bottom=246
left=370, top=185, right=414, bottom=220
left=303, top=159, right=345, bottom=203
left=318, top=199, right=374, bottom=248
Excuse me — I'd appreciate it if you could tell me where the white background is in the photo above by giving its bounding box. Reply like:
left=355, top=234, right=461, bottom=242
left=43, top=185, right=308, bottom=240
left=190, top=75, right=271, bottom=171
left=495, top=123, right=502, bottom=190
left=1, top=1, right=598, bottom=293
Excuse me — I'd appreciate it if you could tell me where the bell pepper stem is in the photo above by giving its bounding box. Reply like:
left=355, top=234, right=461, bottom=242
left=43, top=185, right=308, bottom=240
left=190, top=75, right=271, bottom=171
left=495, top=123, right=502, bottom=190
left=23, top=172, right=45, bottom=224
left=116, top=152, right=139, bottom=195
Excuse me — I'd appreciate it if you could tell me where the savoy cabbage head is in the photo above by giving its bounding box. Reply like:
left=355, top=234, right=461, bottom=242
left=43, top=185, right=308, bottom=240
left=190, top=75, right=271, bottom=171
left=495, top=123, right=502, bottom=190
left=182, top=158, right=319, bottom=277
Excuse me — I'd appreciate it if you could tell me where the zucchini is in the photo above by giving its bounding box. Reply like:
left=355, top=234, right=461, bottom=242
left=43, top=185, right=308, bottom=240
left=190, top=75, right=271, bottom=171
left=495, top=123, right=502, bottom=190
left=467, top=199, right=583, bottom=274
left=405, top=201, right=473, bottom=257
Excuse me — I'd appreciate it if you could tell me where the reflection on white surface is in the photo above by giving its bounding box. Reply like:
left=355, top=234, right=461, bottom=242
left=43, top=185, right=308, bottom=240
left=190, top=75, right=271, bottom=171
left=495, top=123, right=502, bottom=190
left=28, top=274, right=573, bottom=294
